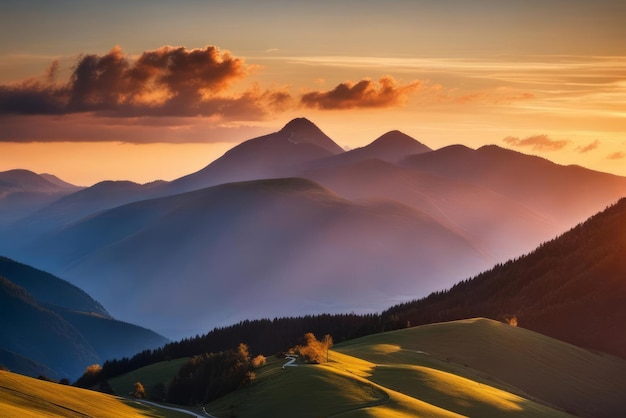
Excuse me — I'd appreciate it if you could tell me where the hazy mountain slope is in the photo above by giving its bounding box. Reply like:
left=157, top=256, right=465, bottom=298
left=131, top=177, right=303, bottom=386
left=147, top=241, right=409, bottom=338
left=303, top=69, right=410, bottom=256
left=303, top=158, right=559, bottom=262
left=168, top=117, right=344, bottom=194
left=0, top=257, right=169, bottom=380
left=0, top=169, right=80, bottom=227
left=383, top=197, right=626, bottom=359
left=0, top=256, right=107, bottom=316
left=1, top=180, right=169, bottom=253
left=336, top=318, right=626, bottom=418
left=318, top=130, right=432, bottom=166
left=403, top=144, right=626, bottom=229
left=20, top=178, right=487, bottom=338
left=0, top=276, right=99, bottom=379
left=0, top=348, right=61, bottom=380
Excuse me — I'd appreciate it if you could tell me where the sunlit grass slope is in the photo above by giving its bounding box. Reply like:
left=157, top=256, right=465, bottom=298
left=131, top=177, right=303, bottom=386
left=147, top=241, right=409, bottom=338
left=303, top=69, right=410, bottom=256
left=0, top=370, right=187, bottom=418
left=108, top=357, right=189, bottom=398
left=336, top=318, right=626, bottom=418
left=204, top=319, right=597, bottom=418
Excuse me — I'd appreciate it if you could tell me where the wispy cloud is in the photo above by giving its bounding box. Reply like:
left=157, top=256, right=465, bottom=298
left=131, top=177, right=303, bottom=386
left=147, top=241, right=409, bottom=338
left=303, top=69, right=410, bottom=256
left=300, top=75, right=421, bottom=110
left=503, top=134, right=571, bottom=151
left=607, top=151, right=625, bottom=160
left=577, top=139, right=600, bottom=153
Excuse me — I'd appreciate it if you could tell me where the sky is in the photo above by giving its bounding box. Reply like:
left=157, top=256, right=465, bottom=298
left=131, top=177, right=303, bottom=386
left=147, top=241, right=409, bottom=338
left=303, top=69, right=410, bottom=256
left=1, top=0, right=626, bottom=185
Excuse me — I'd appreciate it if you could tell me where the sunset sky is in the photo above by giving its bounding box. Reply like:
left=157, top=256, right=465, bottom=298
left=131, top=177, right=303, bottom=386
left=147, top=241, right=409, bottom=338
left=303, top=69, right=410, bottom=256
left=1, top=0, right=625, bottom=185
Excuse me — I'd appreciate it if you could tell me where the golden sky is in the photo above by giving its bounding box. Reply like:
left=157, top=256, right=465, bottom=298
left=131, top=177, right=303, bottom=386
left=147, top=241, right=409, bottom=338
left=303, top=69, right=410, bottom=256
left=1, top=0, right=625, bottom=185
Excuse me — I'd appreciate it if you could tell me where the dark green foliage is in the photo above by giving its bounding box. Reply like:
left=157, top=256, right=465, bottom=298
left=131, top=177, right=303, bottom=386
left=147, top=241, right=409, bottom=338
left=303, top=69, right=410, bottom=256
left=167, top=344, right=253, bottom=405
left=382, top=198, right=626, bottom=358
left=88, top=313, right=379, bottom=386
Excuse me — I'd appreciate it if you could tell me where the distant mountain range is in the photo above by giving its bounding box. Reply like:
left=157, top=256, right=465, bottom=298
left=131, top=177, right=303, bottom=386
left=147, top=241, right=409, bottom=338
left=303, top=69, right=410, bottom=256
left=0, top=256, right=168, bottom=380
left=1, top=117, right=625, bottom=339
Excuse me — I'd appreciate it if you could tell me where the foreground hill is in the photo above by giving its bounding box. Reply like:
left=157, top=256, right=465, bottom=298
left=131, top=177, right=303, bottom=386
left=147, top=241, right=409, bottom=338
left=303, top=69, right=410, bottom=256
left=0, top=257, right=168, bottom=380
left=200, top=318, right=622, bottom=418
left=19, top=178, right=487, bottom=338
left=0, top=369, right=185, bottom=417
left=383, top=197, right=626, bottom=359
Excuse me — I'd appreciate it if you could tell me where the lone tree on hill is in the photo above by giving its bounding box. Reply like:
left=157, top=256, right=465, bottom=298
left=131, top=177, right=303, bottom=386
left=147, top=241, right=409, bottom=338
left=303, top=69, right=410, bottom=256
left=130, top=381, right=146, bottom=399
left=294, top=333, right=333, bottom=363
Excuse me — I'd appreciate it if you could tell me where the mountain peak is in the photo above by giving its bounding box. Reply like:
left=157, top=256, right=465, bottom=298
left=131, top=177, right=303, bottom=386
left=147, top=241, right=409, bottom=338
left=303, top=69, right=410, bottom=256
left=278, top=117, right=344, bottom=155
left=281, top=117, right=319, bottom=132
left=369, top=130, right=431, bottom=153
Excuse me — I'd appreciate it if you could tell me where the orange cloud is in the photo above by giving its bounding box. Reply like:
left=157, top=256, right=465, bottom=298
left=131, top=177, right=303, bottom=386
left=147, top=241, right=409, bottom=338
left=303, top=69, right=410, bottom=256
left=607, top=151, right=625, bottom=160
left=300, top=75, right=420, bottom=110
left=577, top=140, right=600, bottom=153
left=503, top=134, right=571, bottom=151
left=0, top=45, right=290, bottom=120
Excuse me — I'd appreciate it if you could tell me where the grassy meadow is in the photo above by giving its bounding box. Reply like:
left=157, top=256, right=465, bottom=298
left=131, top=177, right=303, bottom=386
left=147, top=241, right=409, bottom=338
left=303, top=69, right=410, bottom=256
left=204, top=318, right=626, bottom=418
left=0, top=369, right=191, bottom=417
left=5, top=318, right=625, bottom=418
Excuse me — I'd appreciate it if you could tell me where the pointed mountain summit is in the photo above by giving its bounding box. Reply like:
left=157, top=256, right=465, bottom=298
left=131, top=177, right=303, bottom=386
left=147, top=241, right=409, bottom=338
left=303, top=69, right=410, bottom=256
left=314, top=130, right=432, bottom=167
left=168, top=118, right=344, bottom=193
left=278, top=117, right=344, bottom=154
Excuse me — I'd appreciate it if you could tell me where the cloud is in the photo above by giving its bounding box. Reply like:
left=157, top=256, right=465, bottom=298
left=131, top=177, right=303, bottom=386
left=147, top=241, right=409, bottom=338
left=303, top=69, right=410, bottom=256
left=503, top=134, right=571, bottom=151
left=577, top=140, right=600, bottom=153
left=300, top=75, right=421, bottom=110
left=607, top=151, right=625, bottom=160
left=0, top=45, right=290, bottom=119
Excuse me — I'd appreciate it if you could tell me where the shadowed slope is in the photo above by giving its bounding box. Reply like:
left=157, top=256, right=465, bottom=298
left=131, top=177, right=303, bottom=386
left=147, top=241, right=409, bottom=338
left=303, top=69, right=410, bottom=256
left=0, top=257, right=168, bottom=380
left=382, top=198, right=626, bottom=359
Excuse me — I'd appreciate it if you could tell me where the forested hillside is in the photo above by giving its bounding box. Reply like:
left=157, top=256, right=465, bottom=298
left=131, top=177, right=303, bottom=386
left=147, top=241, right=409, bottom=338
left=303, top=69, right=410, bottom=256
left=383, top=197, right=626, bottom=358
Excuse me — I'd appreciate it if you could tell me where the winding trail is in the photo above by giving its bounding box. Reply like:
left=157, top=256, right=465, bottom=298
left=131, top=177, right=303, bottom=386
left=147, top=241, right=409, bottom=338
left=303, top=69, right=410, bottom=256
left=282, top=354, right=298, bottom=369
left=134, top=399, right=217, bottom=418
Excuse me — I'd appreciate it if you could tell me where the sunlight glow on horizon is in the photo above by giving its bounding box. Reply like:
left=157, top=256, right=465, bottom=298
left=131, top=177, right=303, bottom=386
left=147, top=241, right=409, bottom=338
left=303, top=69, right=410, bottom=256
left=1, top=1, right=625, bottom=184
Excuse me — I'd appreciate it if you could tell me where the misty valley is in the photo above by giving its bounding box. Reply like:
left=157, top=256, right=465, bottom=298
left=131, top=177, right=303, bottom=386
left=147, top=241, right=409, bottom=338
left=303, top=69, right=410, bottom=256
left=2, top=118, right=626, bottom=418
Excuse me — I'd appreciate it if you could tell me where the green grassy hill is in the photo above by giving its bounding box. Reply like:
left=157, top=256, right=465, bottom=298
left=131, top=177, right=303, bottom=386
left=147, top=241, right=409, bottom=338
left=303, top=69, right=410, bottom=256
left=201, top=318, right=624, bottom=418
left=108, top=357, right=189, bottom=399
left=0, top=369, right=189, bottom=418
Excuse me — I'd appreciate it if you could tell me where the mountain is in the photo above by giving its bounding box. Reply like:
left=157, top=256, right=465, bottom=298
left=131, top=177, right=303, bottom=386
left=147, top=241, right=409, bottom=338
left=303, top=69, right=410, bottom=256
left=16, top=178, right=488, bottom=338
left=382, top=197, right=626, bottom=359
left=0, top=169, right=81, bottom=227
left=320, top=130, right=432, bottom=166
left=0, top=275, right=99, bottom=379
left=4, top=180, right=168, bottom=249
left=0, top=256, right=107, bottom=315
left=0, top=257, right=169, bottom=379
left=402, top=144, right=626, bottom=229
left=302, top=158, right=560, bottom=262
left=167, top=117, right=344, bottom=193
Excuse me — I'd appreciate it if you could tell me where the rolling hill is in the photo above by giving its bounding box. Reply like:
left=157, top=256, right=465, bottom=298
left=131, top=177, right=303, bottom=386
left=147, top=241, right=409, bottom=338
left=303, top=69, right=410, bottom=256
left=199, top=318, right=624, bottom=418
left=0, top=369, right=189, bottom=417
